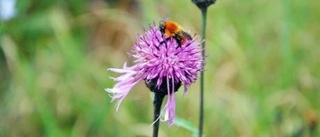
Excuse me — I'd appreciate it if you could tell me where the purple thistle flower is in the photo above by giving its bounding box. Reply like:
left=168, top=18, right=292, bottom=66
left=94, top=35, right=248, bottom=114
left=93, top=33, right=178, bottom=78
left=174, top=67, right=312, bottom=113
left=105, top=23, right=204, bottom=126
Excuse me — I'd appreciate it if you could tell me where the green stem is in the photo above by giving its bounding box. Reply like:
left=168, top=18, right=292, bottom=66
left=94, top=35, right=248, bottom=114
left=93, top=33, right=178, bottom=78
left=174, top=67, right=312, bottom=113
left=153, top=92, right=165, bottom=137
left=199, top=7, right=207, bottom=137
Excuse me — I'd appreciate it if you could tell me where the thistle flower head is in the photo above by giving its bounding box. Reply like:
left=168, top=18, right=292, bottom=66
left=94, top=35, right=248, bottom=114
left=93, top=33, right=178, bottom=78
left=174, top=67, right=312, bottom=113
left=105, top=23, right=204, bottom=126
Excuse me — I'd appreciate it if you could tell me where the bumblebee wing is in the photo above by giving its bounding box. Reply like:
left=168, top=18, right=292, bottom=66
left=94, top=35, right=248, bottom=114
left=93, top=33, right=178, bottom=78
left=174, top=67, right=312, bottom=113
left=181, top=31, right=192, bottom=40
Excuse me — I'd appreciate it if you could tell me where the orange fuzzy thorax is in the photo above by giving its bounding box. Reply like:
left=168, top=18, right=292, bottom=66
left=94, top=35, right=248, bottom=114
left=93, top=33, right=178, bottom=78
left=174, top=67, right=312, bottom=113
left=164, top=21, right=181, bottom=37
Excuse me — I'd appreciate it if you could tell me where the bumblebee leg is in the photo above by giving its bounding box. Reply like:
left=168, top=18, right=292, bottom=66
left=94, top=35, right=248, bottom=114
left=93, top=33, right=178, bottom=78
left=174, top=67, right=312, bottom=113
left=159, top=37, right=170, bottom=48
left=174, top=36, right=182, bottom=48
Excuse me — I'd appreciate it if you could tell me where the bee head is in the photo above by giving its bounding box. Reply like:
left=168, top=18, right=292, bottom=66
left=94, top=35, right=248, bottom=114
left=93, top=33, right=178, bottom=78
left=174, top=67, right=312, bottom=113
left=159, top=20, right=166, bottom=33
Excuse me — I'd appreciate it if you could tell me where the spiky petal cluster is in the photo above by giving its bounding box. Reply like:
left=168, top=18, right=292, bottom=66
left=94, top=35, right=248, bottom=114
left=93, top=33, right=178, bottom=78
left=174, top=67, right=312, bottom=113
left=105, top=24, right=204, bottom=126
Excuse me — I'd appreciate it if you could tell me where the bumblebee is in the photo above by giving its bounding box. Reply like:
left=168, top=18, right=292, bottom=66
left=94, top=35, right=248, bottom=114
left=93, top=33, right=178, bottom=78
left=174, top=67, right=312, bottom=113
left=159, top=20, right=192, bottom=47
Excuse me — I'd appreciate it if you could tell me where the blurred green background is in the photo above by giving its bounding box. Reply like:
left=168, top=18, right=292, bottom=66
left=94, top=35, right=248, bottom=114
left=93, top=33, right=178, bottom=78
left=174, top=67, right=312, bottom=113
left=1, top=0, right=319, bottom=136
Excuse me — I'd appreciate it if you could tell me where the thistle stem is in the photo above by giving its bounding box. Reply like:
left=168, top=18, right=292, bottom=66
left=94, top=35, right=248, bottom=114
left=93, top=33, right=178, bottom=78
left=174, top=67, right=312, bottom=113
left=153, top=92, right=165, bottom=137
left=199, top=7, right=207, bottom=137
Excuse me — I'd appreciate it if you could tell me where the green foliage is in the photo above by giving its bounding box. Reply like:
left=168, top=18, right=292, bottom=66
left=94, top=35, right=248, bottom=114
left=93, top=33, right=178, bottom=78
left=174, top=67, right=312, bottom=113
left=1, top=0, right=320, bottom=136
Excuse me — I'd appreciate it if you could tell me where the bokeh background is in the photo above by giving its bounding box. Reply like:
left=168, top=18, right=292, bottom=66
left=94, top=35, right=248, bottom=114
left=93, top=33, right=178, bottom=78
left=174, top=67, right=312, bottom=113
left=1, top=0, right=319, bottom=136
